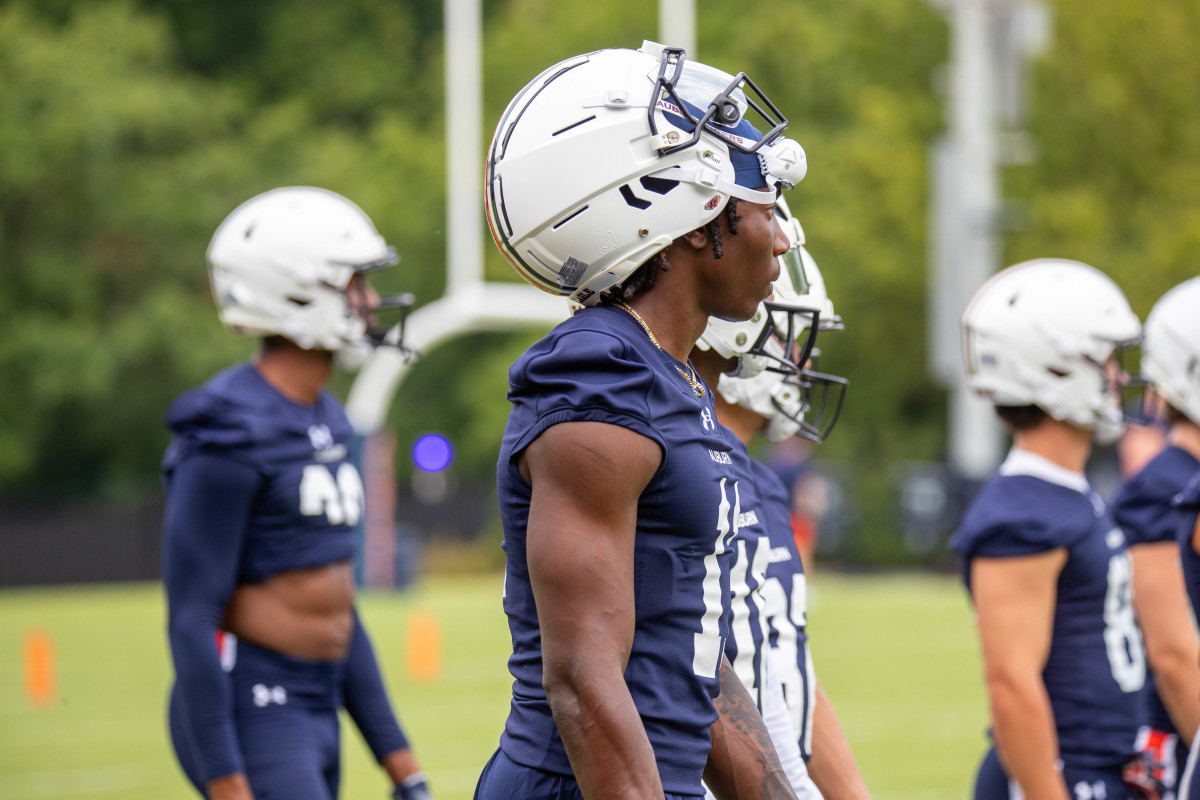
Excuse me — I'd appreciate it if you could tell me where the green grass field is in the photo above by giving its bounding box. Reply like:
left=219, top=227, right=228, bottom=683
left=0, top=572, right=988, bottom=799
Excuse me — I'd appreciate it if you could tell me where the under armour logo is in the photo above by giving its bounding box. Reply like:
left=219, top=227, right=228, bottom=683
left=252, top=684, right=287, bottom=707
left=1073, top=780, right=1106, bottom=800
left=308, top=425, right=334, bottom=451
left=700, top=408, right=715, bottom=431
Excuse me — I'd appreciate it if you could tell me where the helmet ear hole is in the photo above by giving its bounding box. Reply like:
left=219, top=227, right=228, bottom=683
left=639, top=176, right=679, bottom=195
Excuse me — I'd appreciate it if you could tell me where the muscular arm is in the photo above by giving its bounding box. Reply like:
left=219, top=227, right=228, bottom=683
left=972, top=551, right=1071, bottom=800
left=1131, top=542, right=1200, bottom=746
left=705, top=654, right=797, bottom=800
left=162, top=453, right=260, bottom=800
left=807, top=685, right=871, bottom=800
left=522, top=421, right=664, bottom=798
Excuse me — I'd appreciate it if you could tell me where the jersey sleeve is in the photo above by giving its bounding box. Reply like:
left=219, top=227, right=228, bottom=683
left=1115, top=463, right=1180, bottom=546
left=505, top=327, right=667, bottom=459
left=950, top=479, right=1087, bottom=560
left=1176, top=470, right=1200, bottom=506
left=343, top=610, right=411, bottom=762
left=956, top=518, right=1066, bottom=558
left=162, top=451, right=261, bottom=782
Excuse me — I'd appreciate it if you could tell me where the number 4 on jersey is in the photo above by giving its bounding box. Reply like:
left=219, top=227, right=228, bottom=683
left=299, top=463, right=364, bottom=526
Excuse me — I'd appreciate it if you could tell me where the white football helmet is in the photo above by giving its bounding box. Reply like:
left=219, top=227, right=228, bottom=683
left=207, top=187, right=411, bottom=361
left=486, top=41, right=807, bottom=306
left=1142, top=277, right=1200, bottom=424
left=961, top=258, right=1141, bottom=444
left=702, top=201, right=847, bottom=442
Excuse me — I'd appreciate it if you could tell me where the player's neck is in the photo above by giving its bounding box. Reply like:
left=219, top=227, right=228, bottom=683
left=253, top=338, right=333, bottom=406
left=1011, top=418, right=1092, bottom=474
left=623, top=291, right=707, bottom=363
left=1168, top=422, right=1200, bottom=462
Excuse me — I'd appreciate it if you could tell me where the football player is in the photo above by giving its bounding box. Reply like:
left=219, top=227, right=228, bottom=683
left=950, top=259, right=1146, bottom=800
left=476, top=42, right=808, bottom=799
left=162, top=187, right=432, bottom=800
left=1113, top=277, right=1200, bottom=800
left=691, top=202, right=868, bottom=800
left=1131, top=278, right=1200, bottom=800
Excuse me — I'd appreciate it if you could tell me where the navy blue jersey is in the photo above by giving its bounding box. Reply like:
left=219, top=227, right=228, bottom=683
left=751, top=456, right=815, bottom=761
left=1113, top=445, right=1200, bottom=740
left=949, top=451, right=1144, bottom=769
left=163, top=363, right=361, bottom=583
left=161, top=363, right=368, bottom=782
left=1176, top=471, right=1200, bottom=650
left=495, top=305, right=740, bottom=796
left=724, top=437, right=769, bottom=711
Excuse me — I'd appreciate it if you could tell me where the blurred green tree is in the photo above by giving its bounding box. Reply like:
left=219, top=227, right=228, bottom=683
left=2, top=0, right=1198, bottom=566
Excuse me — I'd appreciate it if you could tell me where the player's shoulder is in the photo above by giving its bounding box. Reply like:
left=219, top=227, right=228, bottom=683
left=1117, top=446, right=1200, bottom=508
left=1113, top=446, right=1200, bottom=542
left=950, top=473, right=1093, bottom=558
left=747, top=452, right=789, bottom=501
left=165, top=363, right=348, bottom=454
left=508, top=306, right=658, bottom=399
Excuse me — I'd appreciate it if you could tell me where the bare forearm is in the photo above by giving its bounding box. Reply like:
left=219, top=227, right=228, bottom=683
left=1147, top=648, right=1200, bottom=747
left=705, top=656, right=797, bottom=800
left=547, top=671, right=664, bottom=799
left=807, top=686, right=871, bottom=800
left=989, top=678, right=1070, bottom=800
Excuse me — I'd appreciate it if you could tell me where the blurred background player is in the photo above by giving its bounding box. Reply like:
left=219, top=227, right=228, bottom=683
left=1129, top=278, right=1200, bottom=800
left=161, top=187, right=432, bottom=800
left=950, top=259, right=1146, bottom=800
left=1113, top=277, right=1200, bottom=800
left=476, top=42, right=808, bottom=799
left=692, top=201, right=866, bottom=800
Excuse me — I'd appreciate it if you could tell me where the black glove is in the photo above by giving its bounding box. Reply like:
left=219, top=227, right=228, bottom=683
left=392, top=772, right=434, bottom=800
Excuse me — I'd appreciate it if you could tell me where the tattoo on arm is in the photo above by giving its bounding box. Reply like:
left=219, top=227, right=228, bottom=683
left=713, top=659, right=795, bottom=799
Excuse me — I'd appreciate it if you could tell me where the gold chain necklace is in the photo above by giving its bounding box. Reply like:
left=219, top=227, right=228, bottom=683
left=614, top=301, right=706, bottom=398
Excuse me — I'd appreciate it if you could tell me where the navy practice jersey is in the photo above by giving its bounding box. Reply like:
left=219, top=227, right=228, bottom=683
left=723, top=436, right=769, bottom=712
left=495, top=305, right=740, bottom=797
left=949, top=450, right=1144, bottom=769
left=1176, top=471, right=1200, bottom=655
left=163, top=363, right=361, bottom=584
left=751, top=456, right=815, bottom=761
left=1113, top=445, right=1200, bottom=739
left=161, top=363, right=366, bottom=781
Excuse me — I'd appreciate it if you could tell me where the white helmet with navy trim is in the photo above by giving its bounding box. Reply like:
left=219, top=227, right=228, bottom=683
left=207, top=187, right=411, bottom=359
left=961, top=258, right=1141, bottom=444
left=1142, top=277, right=1200, bottom=424
left=486, top=41, right=806, bottom=306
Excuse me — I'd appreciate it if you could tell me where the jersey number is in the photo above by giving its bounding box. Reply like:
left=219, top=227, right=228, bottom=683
left=694, top=478, right=738, bottom=678
left=299, top=463, right=364, bottom=526
left=1103, top=552, right=1145, bottom=693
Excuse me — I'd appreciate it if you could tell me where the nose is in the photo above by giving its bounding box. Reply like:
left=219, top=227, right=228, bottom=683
left=348, top=274, right=381, bottom=316
left=772, top=217, right=790, bottom=257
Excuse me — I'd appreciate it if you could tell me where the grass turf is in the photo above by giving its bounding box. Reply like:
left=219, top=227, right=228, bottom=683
left=0, top=572, right=987, bottom=799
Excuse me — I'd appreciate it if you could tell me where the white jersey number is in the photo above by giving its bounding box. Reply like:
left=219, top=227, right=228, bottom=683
left=694, top=479, right=738, bottom=678
left=299, top=463, right=364, bottom=526
left=1103, top=552, right=1145, bottom=693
